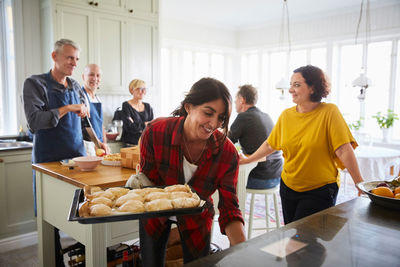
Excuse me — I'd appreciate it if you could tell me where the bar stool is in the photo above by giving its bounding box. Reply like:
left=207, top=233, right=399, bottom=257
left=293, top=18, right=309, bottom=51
left=246, top=185, right=281, bottom=239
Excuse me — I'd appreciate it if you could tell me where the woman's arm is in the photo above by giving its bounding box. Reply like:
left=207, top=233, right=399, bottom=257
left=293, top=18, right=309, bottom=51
left=121, top=102, right=145, bottom=135
left=335, top=143, right=364, bottom=194
left=225, top=220, right=246, bottom=246
left=240, top=139, right=276, bottom=164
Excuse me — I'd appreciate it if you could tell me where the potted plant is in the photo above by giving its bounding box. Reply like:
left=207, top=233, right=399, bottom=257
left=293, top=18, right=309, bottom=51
left=372, top=109, right=399, bottom=142
left=348, top=118, right=363, bottom=132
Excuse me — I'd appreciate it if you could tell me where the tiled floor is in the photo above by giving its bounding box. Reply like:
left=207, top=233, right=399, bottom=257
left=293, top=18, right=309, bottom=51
left=0, top=176, right=358, bottom=266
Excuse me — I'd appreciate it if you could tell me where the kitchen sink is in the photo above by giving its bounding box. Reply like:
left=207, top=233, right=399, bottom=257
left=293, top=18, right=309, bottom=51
left=0, top=141, right=33, bottom=150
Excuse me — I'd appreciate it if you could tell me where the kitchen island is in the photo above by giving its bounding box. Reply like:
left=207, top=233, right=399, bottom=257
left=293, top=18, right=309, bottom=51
left=33, top=162, right=137, bottom=267
left=185, top=197, right=400, bottom=267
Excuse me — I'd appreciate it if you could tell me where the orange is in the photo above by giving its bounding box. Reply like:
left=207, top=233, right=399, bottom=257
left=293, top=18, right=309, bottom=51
left=371, top=186, right=394, bottom=198
left=394, top=186, right=400, bottom=195
left=395, top=193, right=400, bottom=199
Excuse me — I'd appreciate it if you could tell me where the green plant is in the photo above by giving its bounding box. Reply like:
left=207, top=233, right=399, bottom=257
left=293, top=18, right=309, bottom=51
left=348, top=118, right=364, bottom=131
left=372, top=109, right=399, bottom=129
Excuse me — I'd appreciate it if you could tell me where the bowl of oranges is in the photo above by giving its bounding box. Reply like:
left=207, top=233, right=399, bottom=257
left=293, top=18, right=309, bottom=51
left=357, top=177, right=400, bottom=210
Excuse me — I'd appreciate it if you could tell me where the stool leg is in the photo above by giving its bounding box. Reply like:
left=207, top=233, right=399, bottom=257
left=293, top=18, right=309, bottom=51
left=342, top=171, right=347, bottom=193
left=265, top=194, right=270, bottom=232
left=248, top=193, right=255, bottom=239
left=273, top=193, right=280, bottom=228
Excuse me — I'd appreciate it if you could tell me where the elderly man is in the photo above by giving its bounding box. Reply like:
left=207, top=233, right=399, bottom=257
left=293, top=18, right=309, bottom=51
left=81, top=64, right=110, bottom=155
left=228, top=84, right=283, bottom=189
left=23, top=38, right=88, bottom=267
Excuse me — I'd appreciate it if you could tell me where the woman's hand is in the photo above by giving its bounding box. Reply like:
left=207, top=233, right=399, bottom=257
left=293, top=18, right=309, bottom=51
left=335, top=143, right=364, bottom=196
left=225, top=220, right=246, bottom=246
left=239, top=140, right=275, bottom=165
left=239, top=153, right=249, bottom=164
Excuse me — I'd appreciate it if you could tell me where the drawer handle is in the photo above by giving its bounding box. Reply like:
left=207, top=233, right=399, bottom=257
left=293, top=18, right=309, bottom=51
left=0, top=158, right=3, bottom=163
left=129, top=9, right=133, bottom=13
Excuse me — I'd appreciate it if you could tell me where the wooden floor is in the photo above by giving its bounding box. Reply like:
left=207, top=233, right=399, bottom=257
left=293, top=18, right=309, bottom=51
left=0, top=178, right=358, bottom=267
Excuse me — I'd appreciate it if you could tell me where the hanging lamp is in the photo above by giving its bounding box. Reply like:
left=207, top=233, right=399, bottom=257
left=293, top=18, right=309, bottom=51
left=352, top=0, right=372, bottom=102
left=275, top=0, right=291, bottom=100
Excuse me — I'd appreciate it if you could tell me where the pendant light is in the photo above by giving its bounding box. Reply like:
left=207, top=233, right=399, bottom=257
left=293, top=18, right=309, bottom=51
left=352, top=0, right=372, bottom=102
left=275, top=0, right=291, bottom=100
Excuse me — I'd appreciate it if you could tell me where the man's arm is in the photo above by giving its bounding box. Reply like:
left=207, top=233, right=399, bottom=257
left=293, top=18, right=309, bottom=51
left=23, top=77, right=60, bottom=132
left=23, top=77, right=89, bottom=132
left=228, top=115, right=244, bottom=144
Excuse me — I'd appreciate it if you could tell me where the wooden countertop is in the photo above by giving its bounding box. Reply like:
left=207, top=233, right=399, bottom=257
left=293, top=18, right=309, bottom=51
left=185, top=197, right=400, bottom=267
left=32, top=162, right=135, bottom=188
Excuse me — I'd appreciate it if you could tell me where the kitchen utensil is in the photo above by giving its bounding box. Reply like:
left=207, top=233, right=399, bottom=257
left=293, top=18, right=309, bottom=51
left=72, top=156, right=102, bottom=171
left=78, top=89, right=102, bottom=149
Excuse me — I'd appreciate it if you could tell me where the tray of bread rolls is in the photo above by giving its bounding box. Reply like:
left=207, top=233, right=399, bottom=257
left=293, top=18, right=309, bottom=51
left=68, top=184, right=207, bottom=224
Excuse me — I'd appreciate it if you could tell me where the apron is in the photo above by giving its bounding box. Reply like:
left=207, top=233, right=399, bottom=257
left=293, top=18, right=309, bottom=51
left=83, top=87, right=104, bottom=142
left=32, top=72, right=85, bottom=163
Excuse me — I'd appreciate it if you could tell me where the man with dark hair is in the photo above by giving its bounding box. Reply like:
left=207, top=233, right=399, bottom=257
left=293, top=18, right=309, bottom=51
left=229, top=84, right=283, bottom=189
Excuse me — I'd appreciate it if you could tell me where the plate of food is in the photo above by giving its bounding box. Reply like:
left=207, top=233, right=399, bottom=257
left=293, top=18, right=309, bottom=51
left=101, top=153, right=122, bottom=166
left=60, top=159, right=77, bottom=167
left=356, top=177, right=400, bottom=210
left=68, top=184, right=207, bottom=224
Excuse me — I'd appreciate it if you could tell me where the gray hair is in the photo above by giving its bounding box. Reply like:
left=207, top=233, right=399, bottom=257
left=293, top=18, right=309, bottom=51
left=54, top=39, right=81, bottom=53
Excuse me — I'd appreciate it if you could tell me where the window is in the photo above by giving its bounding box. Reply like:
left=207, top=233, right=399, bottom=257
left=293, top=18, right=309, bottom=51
left=0, top=0, right=17, bottom=136
left=160, top=45, right=232, bottom=116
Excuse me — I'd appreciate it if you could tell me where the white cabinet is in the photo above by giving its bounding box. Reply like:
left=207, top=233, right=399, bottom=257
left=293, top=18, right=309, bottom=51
left=0, top=149, right=36, bottom=239
left=55, top=0, right=158, bottom=18
left=43, top=0, right=159, bottom=94
left=126, top=18, right=158, bottom=88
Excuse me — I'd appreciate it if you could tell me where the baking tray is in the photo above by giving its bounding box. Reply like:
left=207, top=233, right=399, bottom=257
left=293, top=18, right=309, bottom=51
left=68, top=187, right=208, bottom=224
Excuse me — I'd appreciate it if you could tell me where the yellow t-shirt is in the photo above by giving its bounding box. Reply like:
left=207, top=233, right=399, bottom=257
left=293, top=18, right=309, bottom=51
left=267, top=103, right=357, bottom=192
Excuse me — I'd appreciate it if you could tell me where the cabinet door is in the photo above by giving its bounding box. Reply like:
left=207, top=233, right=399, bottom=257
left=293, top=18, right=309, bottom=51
left=0, top=153, right=36, bottom=238
left=57, top=0, right=125, bottom=12
left=55, top=5, right=94, bottom=84
left=126, top=19, right=158, bottom=89
left=94, top=13, right=126, bottom=93
left=125, top=0, right=158, bottom=16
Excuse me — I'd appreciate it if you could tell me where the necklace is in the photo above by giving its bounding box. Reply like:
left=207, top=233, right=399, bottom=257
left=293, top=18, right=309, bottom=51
left=183, top=135, right=207, bottom=164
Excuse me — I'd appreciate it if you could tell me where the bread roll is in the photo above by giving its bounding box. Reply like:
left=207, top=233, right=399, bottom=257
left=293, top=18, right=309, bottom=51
left=89, top=204, right=112, bottom=216
left=144, top=192, right=170, bottom=202
left=171, top=197, right=200, bottom=209
left=164, top=184, right=190, bottom=193
left=86, top=190, right=114, bottom=200
left=141, top=187, right=164, bottom=195
left=90, top=196, right=113, bottom=207
left=105, top=187, right=130, bottom=199
left=115, top=193, right=144, bottom=207
left=145, top=199, right=173, bottom=211
left=128, top=188, right=146, bottom=196
left=118, top=200, right=145, bottom=213
left=79, top=201, right=90, bottom=217
left=84, top=185, right=102, bottom=196
left=169, top=191, right=192, bottom=199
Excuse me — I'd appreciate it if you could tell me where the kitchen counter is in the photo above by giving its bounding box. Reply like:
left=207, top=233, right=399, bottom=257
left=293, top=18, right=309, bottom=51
left=185, top=197, right=400, bottom=267
left=33, top=161, right=138, bottom=267
left=33, top=161, right=134, bottom=188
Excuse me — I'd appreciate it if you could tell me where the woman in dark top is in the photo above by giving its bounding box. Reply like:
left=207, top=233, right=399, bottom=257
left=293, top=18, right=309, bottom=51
left=121, top=79, right=154, bottom=146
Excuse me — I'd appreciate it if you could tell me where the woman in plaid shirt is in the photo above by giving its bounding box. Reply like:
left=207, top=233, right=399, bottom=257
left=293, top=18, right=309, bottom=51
left=139, top=78, right=246, bottom=266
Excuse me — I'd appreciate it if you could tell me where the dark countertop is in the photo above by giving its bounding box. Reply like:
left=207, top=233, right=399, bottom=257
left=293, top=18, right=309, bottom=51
left=185, top=197, right=400, bottom=267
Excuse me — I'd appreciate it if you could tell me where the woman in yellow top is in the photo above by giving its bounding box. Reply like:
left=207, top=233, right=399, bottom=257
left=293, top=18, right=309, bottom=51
left=240, top=65, right=364, bottom=224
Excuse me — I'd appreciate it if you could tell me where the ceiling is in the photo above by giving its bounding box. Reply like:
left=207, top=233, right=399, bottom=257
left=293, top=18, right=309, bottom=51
left=161, top=0, right=394, bottom=29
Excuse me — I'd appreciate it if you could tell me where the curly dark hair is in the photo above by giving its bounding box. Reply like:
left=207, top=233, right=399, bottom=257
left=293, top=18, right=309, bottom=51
left=293, top=65, right=331, bottom=102
left=172, top=77, right=232, bottom=139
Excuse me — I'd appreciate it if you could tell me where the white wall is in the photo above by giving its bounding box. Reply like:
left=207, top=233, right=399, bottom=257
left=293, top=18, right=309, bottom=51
left=161, top=19, right=237, bottom=49
left=237, top=2, right=400, bottom=49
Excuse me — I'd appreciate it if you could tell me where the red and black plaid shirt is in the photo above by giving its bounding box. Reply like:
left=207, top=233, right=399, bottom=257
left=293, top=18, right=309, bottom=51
left=140, top=116, right=244, bottom=256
